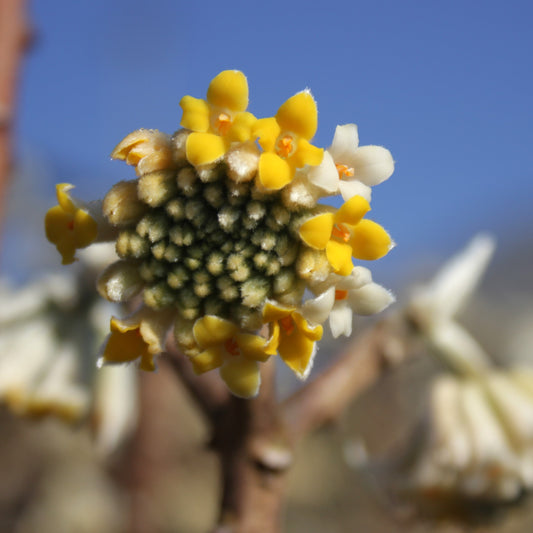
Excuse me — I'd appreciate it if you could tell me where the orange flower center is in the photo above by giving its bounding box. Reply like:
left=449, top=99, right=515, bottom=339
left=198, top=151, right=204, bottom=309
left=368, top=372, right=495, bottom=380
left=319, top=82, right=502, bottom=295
left=279, top=315, right=295, bottom=335
left=224, top=338, right=240, bottom=356
left=336, top=164, right=354, bottom=179
left=67, top=218, right=75, bottom=231
left=214, top=112, right=232, bottom=135
left=331, top=223, right=351, bottom=243
left=276, top=135, right=294, bottom=159
left=335, top=289, right=348, bottom=301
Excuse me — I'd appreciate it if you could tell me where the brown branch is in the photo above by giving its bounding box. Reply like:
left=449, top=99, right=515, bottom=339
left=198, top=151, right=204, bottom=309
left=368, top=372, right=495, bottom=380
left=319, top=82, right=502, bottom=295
left=282, top=317, right=412, bottom=443
left=0, top=0, right=29, bottom=238
left=163, top=346, right=230, bottom=422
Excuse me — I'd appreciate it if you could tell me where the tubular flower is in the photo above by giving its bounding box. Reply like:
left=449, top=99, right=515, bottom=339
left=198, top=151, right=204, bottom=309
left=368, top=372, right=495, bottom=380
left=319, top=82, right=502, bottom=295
left=189, top=315, right=277, bottom=398
left=299, top=194, right=393, bottom=276
left=302, top=266, right=395, bottom=338
left=253, top=90, right=323, bottom=190
left=44, top=184, right=100, bottom=265
left=327, top=124, right=395, bottom=202
left=262, top=301, right=322, bottom=379
left=45, top=70, right=395, bottom=397
left=179, top=70, right=257, bottom=166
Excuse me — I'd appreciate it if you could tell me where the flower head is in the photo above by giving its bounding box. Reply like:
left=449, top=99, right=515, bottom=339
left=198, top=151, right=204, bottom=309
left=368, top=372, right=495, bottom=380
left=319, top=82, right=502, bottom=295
left=45, top=70, right=395, bottom=398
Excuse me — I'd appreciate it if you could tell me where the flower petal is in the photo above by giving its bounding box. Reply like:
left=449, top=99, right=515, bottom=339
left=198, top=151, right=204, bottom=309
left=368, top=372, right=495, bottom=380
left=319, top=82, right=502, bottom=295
left=328, top=124, right=359, bottom=162
left=348, top=145, right=394, bottom=186
left=349, top=220, right=392, bottom=261
left=299, top=213, right=335, bottom=250
left=348, top=282, right=395, bottom=315
left=179, top=95, right=210, bottom=132
left=326, top=240, right=353, bottom=276
left=329, top=303, right=353, bottom=338
left=338, top=179, right=372, bottom=202
left=190, top=346, right=225, bottom=374
left=290, top=138, right=323, bottom=169
left=276, top=90, right=317, bottom=140
left=206, top=70, right=248, bottom=112
left=262, top=301, right=293, bottom=323
left=193, top=315, right=238, bottom=349
left=186, top=132, right=226, bottom=166
left=335, top=195, right=370, bottom=226
left=306, top=151, right=339, bottom=193
left=258, top=152, right=293, bottom=190
left=302, top=286, right=335, bottom=324
left=227, top=111, right=257, bottom=143
left=220, top=358, right=261, bottom=398
left=235, top=333, right=272, bottom=362
left=278, top=327, right=318, bottom=380
left=253, top=117, right=280, bottom=152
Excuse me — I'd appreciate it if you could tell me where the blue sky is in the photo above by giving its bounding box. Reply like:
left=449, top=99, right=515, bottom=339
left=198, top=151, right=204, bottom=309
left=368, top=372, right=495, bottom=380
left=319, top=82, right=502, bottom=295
left=4, top=0, right=533, bottom=285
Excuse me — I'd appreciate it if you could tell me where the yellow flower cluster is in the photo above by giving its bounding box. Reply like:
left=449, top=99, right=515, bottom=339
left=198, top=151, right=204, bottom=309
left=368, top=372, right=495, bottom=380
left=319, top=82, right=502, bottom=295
left=44, top=70, right=395, bottom=398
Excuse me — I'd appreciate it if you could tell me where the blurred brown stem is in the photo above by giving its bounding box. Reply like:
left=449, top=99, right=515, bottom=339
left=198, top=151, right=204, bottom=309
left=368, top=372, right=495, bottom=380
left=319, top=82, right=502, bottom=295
left=0, top=0, right=29, bottom=239
left=166, top=317, right=411, bottom=532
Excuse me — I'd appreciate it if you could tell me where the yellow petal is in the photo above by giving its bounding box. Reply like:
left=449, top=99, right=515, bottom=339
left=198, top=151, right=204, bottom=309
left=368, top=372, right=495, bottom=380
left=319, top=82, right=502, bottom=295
left=179, top=95, right=210, bottom=132
left=262, top=301, right=293, bottom=323
left=292, top=312, right=323, bottom=342
left=206, top=70, right=248, bottom=112
left=253, top=117, right=281, bottom=152
left=276, top=91, right=318, bottom=140
left=193, top=315, right=238, bottom=349
left=73, top=208, right=99, bottom=248
left=326, top=240, right=354, bottom=275
left=299, top=213, right=335, bottom=250
left=278, top=327, right=316, bottom=379
left=350, top=219, right=392, bottom=260
left=220, top=358, right=260, bottom=398
left=56, top=183, right=77, bottom=212
left=102, top=320, right=151, bottom=367
left=235, top=333, right=271, bottom=362
left=186, top=132, right=227, bottom=166
left=226, top=111, right=257, bottom=143
left=290, top=138, right=323, bottom=169
left=258, top=152, right=293, bottom=190
left=335, top=195, right=370, bottom=226
left=189, top=346, right=224, bottom=374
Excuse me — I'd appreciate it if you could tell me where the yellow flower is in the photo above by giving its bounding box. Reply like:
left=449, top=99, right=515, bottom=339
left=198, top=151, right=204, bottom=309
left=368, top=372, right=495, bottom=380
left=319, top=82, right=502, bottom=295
left=253, top=90, right=324, bottom=190
left=179, top=70, right=257, bottom=166
left=100, top=309, right=173, bottom=372
left=44, top=183, right=98, bottom=265
left=298, top=195, right=392, bottom=276
left=190, top=315, right=277, bottom=398
left=262, top=301, right=322, bottom=379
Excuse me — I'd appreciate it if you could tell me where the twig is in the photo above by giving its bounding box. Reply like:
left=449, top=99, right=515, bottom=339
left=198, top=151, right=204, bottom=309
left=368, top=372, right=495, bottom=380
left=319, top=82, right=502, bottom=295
left=282, top=317, right=412, bottom=443
left=0, top=0, right=30, bottom=238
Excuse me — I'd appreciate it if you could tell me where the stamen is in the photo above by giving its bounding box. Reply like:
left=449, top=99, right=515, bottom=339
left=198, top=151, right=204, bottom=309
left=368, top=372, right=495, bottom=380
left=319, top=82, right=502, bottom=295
left=224, top=338, right=240, bottom=356
left=336, top=164, right=354, bottom=179
left=214, top=112, right=232, bottom=135
left=335, top=289, right=348, bottom=301
left=280, top=315, right=294, bottom=335
left=331, top=223, right=350, bottom=243
left=276, top=135, right=294, bottom=158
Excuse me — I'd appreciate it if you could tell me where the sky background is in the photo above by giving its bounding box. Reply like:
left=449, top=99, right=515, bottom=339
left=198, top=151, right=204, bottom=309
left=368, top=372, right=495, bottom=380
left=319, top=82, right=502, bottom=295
left=2, top=0, right=532, bottom=289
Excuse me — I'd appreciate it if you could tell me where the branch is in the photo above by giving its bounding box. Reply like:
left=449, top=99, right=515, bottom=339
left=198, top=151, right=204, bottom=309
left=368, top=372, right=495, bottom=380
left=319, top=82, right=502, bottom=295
left=163, top=344, right=230, bottom=423
left=282, top=317, right=413, bottom=442
left=0, top=0, right=30, bottom=238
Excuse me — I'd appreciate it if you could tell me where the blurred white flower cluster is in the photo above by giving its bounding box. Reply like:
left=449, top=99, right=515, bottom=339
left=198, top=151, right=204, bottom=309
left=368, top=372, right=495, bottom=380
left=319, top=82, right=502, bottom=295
left=0, top=247, right=137, bottom=455
left=407, top=236, right=533, bottom=501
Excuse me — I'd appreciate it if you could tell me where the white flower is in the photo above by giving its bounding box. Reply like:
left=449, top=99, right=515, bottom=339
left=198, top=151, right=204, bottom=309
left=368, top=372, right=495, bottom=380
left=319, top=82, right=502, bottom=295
left=302, top=266, right=395, bottom=338
left=412, top=369, right=533, bottom=501
left=408, top=235, right=496, bottom=374
left=323, top=124, right=395, bottom=202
